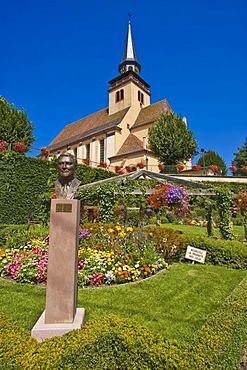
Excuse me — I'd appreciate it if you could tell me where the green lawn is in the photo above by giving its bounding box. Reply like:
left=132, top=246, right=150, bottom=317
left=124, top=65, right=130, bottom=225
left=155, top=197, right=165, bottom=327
left=1, top=263, right=246, bottom=343
left=162, top=222, right=245, bottom=240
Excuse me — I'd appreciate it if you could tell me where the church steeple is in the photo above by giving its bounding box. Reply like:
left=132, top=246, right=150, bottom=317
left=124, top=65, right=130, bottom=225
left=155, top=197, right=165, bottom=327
left=118, top=21, right=141, bottom=75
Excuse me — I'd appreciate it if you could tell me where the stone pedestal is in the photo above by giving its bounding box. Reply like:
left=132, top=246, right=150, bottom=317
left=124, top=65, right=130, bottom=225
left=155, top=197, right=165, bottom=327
left=31, top=199, right=84, bottom=342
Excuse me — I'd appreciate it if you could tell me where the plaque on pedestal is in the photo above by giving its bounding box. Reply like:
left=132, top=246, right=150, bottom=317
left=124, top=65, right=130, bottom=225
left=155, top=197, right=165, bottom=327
left=31, top=198, right=84, bottom=341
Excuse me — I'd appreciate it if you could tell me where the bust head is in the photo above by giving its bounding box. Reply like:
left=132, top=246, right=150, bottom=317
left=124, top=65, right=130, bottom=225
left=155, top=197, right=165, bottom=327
left=57, top=153, right=77, bottom=183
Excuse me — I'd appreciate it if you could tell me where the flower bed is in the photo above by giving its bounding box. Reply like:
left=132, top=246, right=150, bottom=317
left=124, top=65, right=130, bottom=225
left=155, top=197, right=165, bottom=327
left=0, top=225, right=168, bottom=287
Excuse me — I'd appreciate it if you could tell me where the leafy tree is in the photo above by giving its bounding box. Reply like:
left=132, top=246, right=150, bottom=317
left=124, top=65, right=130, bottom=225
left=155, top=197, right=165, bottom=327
left=0, top=96, right=35, bottom=152
left=198, top=150, right=227, bottom=175
left=148, top=113, right=198, bottom=166
left=232, top=138, right=247, bottom=176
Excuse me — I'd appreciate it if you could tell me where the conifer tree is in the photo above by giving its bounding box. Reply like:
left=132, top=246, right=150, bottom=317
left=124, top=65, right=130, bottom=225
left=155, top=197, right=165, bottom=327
left=232, top=138, right=247, bottom=176
left=198, top=149, right=227, bottom=175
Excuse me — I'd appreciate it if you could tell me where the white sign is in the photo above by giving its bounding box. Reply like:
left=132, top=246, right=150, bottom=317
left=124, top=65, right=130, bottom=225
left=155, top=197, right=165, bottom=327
left=185, top=246, right=206, bottom=264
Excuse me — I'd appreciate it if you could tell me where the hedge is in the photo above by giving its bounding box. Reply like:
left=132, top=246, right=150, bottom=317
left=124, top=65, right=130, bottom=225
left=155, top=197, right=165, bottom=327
left=0, top=152, right=116, bottom=225
left=0, top=151, right=50, bottom=224
left=181, top=235, right=247, bottom=269
left=1, top=278, right=247, bottom=369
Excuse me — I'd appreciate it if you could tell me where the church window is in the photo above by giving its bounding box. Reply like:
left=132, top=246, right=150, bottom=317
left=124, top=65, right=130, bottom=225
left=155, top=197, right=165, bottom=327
left=100, top=139, right=105, bottom=162
left=86, top=143, right=90, bottom=159
left=138, top=91, right=144, bottom=104
left=116, top=89, right=124, bottom=102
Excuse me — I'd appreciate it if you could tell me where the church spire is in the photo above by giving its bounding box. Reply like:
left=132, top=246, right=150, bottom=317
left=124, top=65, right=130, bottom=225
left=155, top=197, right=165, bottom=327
left=118, top=20, right=141, bottom=75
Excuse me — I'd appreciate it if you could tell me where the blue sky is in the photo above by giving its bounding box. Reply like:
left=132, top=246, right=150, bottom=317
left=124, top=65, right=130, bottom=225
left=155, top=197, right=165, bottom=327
left=1, top=0, right=246, bottom=170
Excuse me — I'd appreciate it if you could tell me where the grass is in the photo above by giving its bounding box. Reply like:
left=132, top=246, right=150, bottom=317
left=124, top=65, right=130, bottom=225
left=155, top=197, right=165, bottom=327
left=1, top=263, right=246, bottom=343
left=162, top=222, right=245, bottom=240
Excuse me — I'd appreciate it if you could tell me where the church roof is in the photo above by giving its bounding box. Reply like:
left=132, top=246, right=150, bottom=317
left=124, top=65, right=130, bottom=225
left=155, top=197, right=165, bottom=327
left=48, top=98, right=173, bottom=152
left=48, top=107, right=129, bottom=151
left=116, top=133, right=147, bottom=156
left=131, top=99, right=173, bottom=129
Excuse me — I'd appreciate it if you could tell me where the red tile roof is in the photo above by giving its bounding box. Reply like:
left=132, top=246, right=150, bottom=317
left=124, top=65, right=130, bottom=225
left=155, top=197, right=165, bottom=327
left=47, top=98, right=173, bottom=153
left=117, top=133, right=145, bottom=155
left=48, top=107, right=129, bottom=151
left=131, top=99, right=173, bottom=129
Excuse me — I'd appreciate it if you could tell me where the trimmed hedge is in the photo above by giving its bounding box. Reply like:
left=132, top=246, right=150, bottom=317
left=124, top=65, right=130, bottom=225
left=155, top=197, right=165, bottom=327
left=0, top=153, right=116, bottom=225
left=0, top=151, right=50, bottom=224
left=191, top=277, right=247, bottom=369
left=1, top=278, right=247, bottom=369
left=181, top=235, right=247, bottom=269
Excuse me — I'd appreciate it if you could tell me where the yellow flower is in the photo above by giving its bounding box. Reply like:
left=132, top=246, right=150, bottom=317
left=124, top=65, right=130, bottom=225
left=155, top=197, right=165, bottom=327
left=108, top=228, right=114, bottom=233
left=126, top=227, right=133, bottom=232
left=119, top=231, right=126, bottom=237
left=115, top=225, right=122, bottom=231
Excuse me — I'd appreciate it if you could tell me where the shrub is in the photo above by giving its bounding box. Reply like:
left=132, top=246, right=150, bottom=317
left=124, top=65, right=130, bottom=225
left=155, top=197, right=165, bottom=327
left=0, top=224, right=28, bottom=250
left=144, top=225, right=185, bottom=262
left=181, top=235, right=247, bottom=269
left=0, top=224, right=48, bottom=250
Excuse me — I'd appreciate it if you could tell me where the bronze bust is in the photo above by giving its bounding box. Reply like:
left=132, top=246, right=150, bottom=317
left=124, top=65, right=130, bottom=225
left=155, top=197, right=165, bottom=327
left=55, top=153, right=81, bottom=199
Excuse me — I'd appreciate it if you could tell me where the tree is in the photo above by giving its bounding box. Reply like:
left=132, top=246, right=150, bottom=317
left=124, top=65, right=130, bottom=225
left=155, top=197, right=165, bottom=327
left=197, top=150, right=227, bottom=175
left=148, top=113, right=198, bottom=166
left=232, top=138, right=247, bottom=176
left=0, top=96, right=35, bottom=152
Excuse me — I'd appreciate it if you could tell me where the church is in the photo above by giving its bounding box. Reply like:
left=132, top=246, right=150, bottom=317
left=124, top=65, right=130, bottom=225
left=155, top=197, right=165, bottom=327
left=47, top=21, right=180, bottom=173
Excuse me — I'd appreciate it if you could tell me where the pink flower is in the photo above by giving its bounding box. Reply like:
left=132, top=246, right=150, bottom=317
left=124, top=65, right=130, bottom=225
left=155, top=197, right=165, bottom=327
left=210, top=165, right=218, bottom=173
left=90, top=273, right=104, bottom=286
left=229, top=165, right=237, bottom=173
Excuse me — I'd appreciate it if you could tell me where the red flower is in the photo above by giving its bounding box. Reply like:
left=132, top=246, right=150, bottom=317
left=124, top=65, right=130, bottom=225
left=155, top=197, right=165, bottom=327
left=137, top=162, right=145, bottom=169
left=40, top=147, right=50, bottom=158
left=158, top=163, right=165, bottom=171
left=210, top=165, right=218, bottom=173
left=229, top=165, right=237, bottom=173
left=100, top=161, right=107, bottom=168
left=125, top=165, right=133, bottom=173
left=115, top=166, right=124, bottom=174
left=51, top=193, right=57, bottom=199
left=242, top=166, right=247, bottom=173
left=192, top=164, right=202, bottom=171
left=0, top=140, right=8, bottom=151
left=13, top=142, right=26, bottom=152
left=176, top=163, right=184, bottom=172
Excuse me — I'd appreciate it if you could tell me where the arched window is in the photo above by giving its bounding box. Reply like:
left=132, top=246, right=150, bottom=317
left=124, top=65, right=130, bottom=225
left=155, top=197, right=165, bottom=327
left=138, top=91, right=144, bottom=104
left=116, top=89, right=124, bottom=102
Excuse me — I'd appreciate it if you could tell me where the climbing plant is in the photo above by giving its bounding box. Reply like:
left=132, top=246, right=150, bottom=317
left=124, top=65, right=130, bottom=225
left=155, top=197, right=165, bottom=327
left=234, top=190, right=247, bottom=240
left=215, top=187, right=235, bottom=240
left=191, top=194, right=217, bottom=237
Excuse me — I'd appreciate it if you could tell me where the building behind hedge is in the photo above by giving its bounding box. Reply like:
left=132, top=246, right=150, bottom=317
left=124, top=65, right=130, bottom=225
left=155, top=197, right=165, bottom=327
left=46, top=21, right=189, bottom=173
